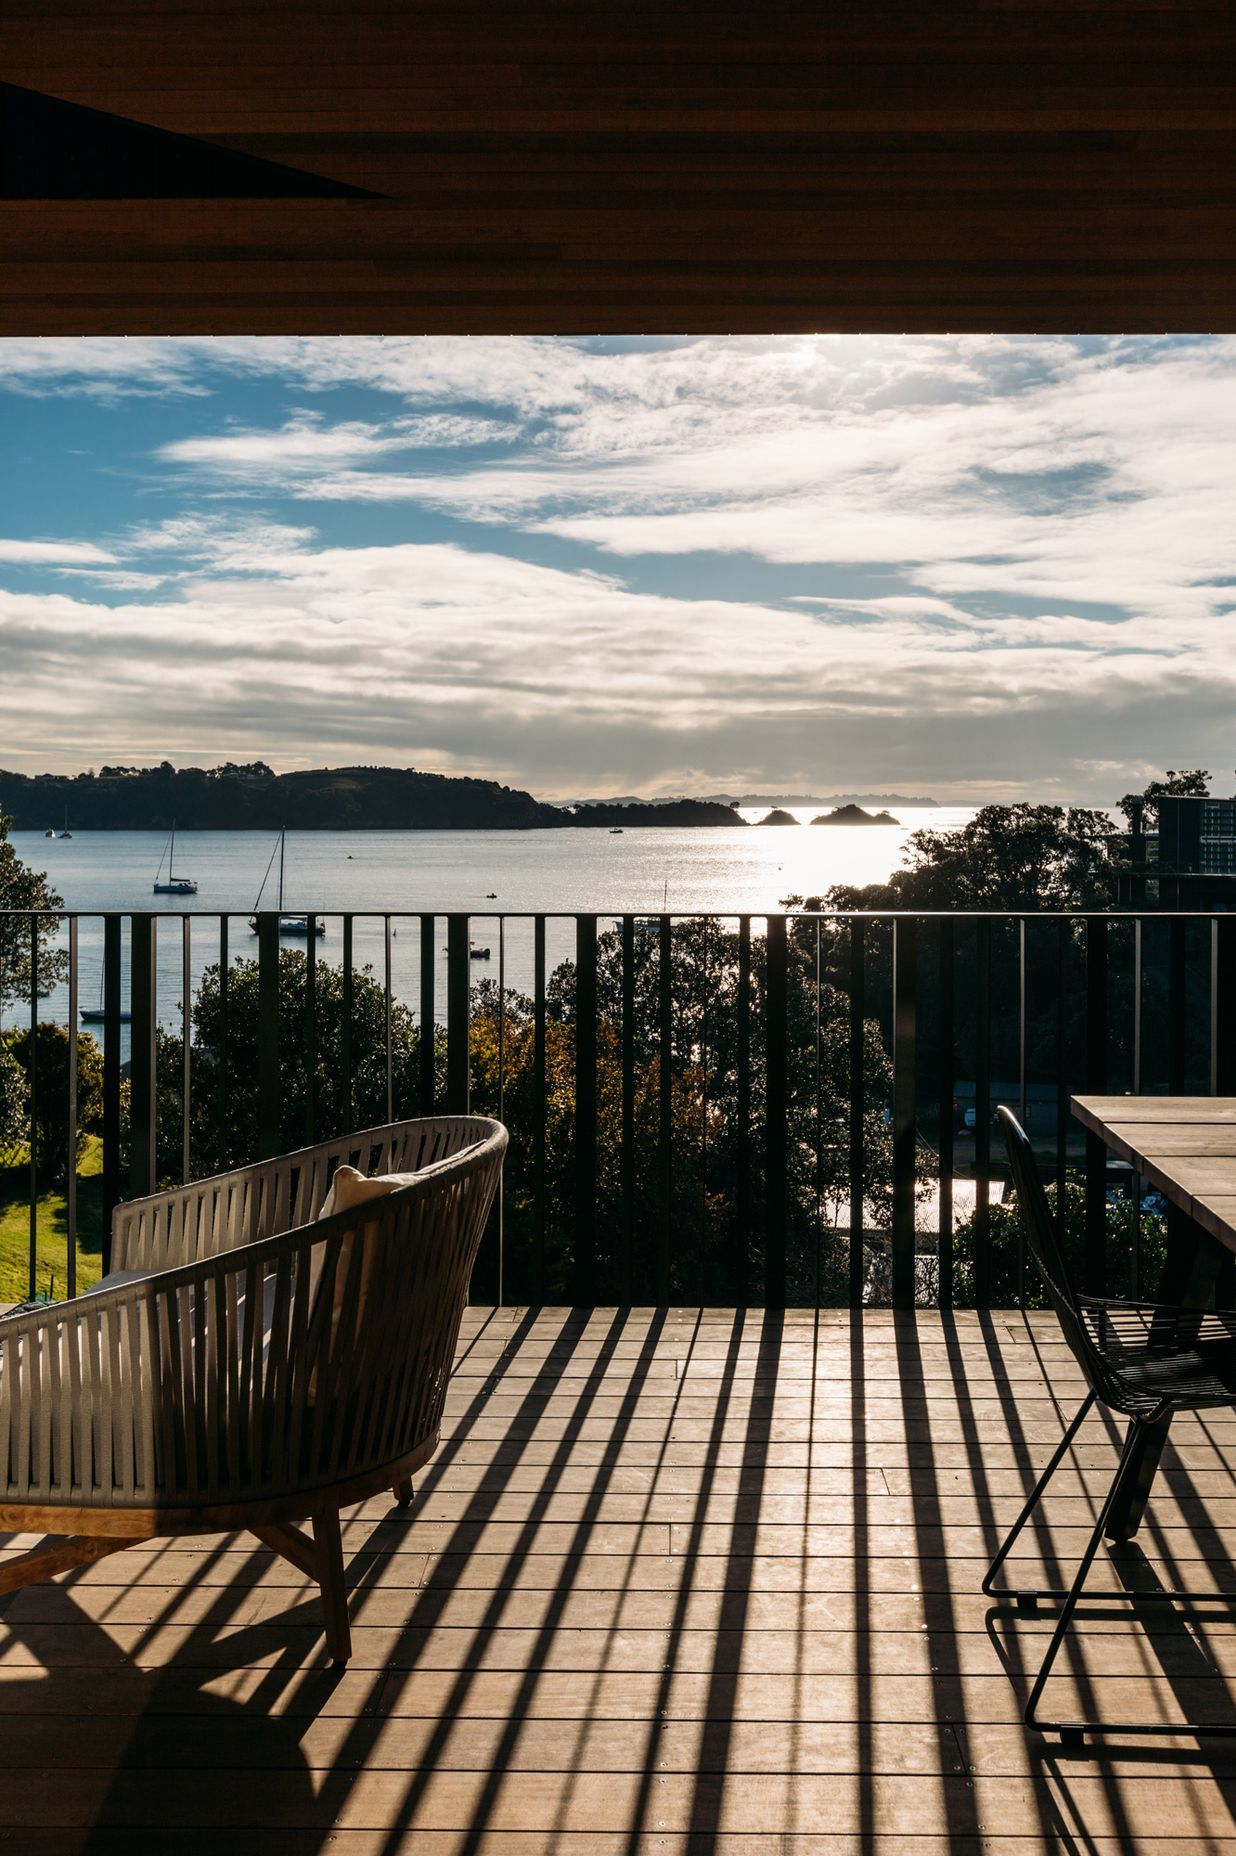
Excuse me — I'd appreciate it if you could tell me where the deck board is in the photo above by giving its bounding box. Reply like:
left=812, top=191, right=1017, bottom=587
left=5, top=1306, right=1236, bottom=1850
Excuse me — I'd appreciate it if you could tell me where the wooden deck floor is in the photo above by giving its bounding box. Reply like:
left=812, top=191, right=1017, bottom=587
left=5, top=1305, right=1236, bottom=1852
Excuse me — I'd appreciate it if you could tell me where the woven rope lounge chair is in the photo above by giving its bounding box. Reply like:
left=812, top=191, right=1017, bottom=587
left=0, top=1114, right=506, bottom=1664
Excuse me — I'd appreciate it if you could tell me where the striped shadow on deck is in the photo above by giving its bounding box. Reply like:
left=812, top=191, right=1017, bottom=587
left=3, top=1307, right=1236, bottom=1853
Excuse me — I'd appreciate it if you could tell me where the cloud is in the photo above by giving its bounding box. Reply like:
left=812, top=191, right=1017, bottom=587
left=2, top=533, right=1235, bottom=796
left=1, top=333, right=1234, bottom=797
left=159, top=412, right=520, bottom=474
left=123, top=514, right=318, bottom=569
left=0, top=538, right=116, bottom=565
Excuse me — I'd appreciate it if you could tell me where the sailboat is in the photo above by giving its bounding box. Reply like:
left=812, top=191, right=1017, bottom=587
left=60, top=807, right=72, bottom=840
left=249, top=828, right=325, bottom=938
left=80, top=965, right=132, bottom=1026
left=153, top=821, right=197, bottom=895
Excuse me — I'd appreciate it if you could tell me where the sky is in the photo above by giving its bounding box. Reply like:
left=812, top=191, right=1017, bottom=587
left=0, top=332, right=1232, bottom=804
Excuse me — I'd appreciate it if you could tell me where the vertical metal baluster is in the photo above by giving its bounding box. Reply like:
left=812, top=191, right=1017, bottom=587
left=814, top=919, right=823, bottom=1307
left=658, top=912, right=673, bottom=1302
left=1084, top=915, right=1109, bottom=1294
left=257, top=913, right=280, bottom=1160
left=533, top=916, right=547, bottom=1301
left=305, top=916, right=317, bottom=1145
left=764, top=912, right=788, bottom=1310
left=575, top=914, right=598, bottom=1305
left=1168, top=914, right=1186, bottom=1095
left=1132, top=916, right=1143, bottom=1297
left=342, top=915, right=354, bottom=1133
left=217, top=914, right=229, bottom=1170
left=67, top=916, right=77, bottom=1301
left=181, top=915, right=191, bottom=1184
left=1213, top=915, right=1236, bottom=1096
left=1210, top=917, right=1236, bottom=1305
left=497, top=918, right=505, bottom=1308
left=700, top=920, right=711, bottom=1310
left=621, top=913, right=635, bottom=1302
left=101, top=915, right=122, bottom=1267
left=937, top=920, right=954, bottom=1309
left=891, top=916, right=917, bottom=1313
left=384, top=914, right=394, bottom=1125
left=848, top=918, right=866, bottom=1307
left=446, top=914, right=470, bottom=1113
left=735, top=915, right=751, bottom=1303
left=27, top=916, right=38, bottom=1302
left=1134, top=917, right=1144, bottom=1093
left=1017, top=916, right=1027, bottom=1308
left=129, top=913, right=157, bottom=1198
left=1018, top=917, right=1028, bottom=1127
left=1055, top=918, right=1068, bottom=1214
left=974, top=918, right=991, bottom=1310
left=419, top=914, right=435, bottom=1114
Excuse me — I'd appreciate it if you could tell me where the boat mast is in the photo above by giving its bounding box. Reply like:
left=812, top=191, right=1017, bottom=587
left=279, top=827, right=285, bottom=914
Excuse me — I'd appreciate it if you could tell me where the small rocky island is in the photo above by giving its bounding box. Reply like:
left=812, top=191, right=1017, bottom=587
left=810, top=803, right=899, bottom=826
left=756, top=808, right=801, bottom=826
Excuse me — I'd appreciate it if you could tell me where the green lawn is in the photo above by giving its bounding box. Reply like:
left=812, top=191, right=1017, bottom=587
left=0, top=1135, right=104, bottom=1303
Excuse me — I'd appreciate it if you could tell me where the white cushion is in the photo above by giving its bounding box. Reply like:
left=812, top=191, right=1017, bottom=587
left=314, top=1164, right=419, bottom=1345
left=316, top=1163, right=418, bottom=1221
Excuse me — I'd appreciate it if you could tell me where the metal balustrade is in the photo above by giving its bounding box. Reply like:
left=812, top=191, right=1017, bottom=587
left=1, top=908, right=1234, bottom=1311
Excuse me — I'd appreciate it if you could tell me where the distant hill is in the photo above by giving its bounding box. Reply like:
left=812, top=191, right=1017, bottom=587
left=553, top=791, right=939, bottom=808
left=0, top=762, right=561, bottom=831
left=701, top=791, right=938, bottom=807
left=811, top=804, right=899, bottom=826
left=567, top=798, right=744, bottom=828
left=0, top=765, right=767, bottom=831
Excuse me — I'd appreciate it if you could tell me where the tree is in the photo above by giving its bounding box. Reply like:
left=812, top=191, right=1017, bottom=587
left=1117, top=767, right=1209, bottom=824
left=951, top=1178, right=1167, bottom=1307
left=4, top=1024, right=104, bottom=1183
left=0, top=1042, right=28, bottom=1161
left=475, top=918, right=901, bottom=1304
left=0, top=808, right=67, bottom=1014
left=143, top=926, right=909, bottom=1306
left=0, top=810, right=67, bottom=1159
left=153, top=949, right=443, bottom=1181
left=816, top=803, right=1119, bottom=912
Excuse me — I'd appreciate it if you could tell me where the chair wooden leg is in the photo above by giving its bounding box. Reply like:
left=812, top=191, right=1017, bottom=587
left=313, top=1504, right=351, bottom=1665
left=393, top=1476, right=415, bottom=1508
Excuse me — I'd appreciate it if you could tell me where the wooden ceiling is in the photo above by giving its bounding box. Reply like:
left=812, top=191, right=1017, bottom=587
left=2, top=2, right=1234, bottom=335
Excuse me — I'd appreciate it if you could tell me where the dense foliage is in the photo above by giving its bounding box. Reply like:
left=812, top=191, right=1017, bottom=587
left=153, top=951, right=445, bottom=1182
left=0, top=762, right=558, bottom=831
left=0, top=808, right=67, bottom=1015
left=5, top=1024, right=104, bottom=1182
left=150, top=924, right=900, bottom=1305
left=0, top=809, right=68, bottom=1159
left=952, top=1177, right=1167, bottom=1307
left=1117, top=767, right=1209, bottom=824
left=820, top=803, right=1120, bottom=911
left=0, top=1043, right=27, bottom=1160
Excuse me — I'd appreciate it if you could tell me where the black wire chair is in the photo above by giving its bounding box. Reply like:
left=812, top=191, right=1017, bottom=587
left=985, top=1105, right=1236, bottom=1746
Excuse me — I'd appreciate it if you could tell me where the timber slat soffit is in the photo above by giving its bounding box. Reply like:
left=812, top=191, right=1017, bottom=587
left=0, top=0, right=1234, bottom=332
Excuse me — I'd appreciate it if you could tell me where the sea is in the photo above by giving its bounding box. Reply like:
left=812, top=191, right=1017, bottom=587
left=7, top=806, right=975, bottom=1035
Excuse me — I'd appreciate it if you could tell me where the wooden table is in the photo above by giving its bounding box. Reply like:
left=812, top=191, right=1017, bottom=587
left=1072, top=1095, right=1236, bottom=1538
left=1073, top=1095, right=1236, bottom=1255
